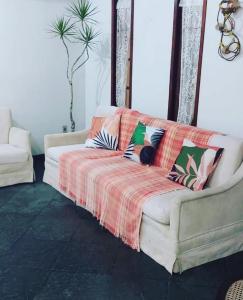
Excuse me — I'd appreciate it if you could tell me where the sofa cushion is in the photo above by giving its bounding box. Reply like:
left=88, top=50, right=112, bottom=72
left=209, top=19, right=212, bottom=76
left=85, top=114, right=120, bottom=150
left=0, top=144, right=29, bottom=164
left=142, top=189, right=192, bottom=225
left=47, top=144, right=86, bottom=162
left=124, top=121, right=165, bottom=164
left=207, top=135, right=243, bottom=187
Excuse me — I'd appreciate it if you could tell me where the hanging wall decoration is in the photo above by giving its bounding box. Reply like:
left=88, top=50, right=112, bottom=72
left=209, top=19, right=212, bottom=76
left=217, top=0, right=241, bottom=61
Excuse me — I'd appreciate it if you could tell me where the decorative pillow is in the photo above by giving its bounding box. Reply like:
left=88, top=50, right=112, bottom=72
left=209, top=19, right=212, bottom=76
left=167, top=139, right=224, bottom=191
left=124, top=121, right=165, bottom=164
left=85, top=114, right=120, bottom=150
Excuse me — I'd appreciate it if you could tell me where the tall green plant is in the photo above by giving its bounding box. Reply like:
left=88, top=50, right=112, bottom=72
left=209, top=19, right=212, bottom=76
left=50, top=0, right=99, bottom=132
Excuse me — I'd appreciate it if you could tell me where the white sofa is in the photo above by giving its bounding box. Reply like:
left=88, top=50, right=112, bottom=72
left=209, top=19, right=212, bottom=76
left=43, top=105, right=243, bottom=274
left=0, top=108, right=33, bottom=187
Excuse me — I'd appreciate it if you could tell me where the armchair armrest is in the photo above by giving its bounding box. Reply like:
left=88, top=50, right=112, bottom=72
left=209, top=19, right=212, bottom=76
left=9, top=127, right=32, bottom=154
left=44, top=129, right=89, bottom=155
left=170, top=162, right=243, bottom=242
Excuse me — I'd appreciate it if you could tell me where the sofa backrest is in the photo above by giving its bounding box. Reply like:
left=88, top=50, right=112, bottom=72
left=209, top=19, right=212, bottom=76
left=118, top=108, right=215, bottom=166
left=95, top=105, right=118, bottom=117
left=118, top=108, right=146, bottom=150
left=117, top=107, right=243, bottom=188
left=0, top=107, right=11, bottom=144
left=207, top=135, right=243, bottom=187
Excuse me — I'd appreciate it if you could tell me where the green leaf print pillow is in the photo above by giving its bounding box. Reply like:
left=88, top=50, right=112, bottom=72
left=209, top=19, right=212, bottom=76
left=167, top=139, right=224, bottom=191
left=124, top=121, right=165, bottom=165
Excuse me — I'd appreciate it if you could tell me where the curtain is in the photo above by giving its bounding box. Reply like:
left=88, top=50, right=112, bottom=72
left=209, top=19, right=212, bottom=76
left=116, top=0, right=132, bottom=107
left=177, top=0, right=203, bottom=125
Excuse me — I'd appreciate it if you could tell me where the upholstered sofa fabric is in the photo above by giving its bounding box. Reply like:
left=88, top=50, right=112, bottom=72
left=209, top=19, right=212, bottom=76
left=43, top=105, right=243, bottom=274
left=0, top=144, right=29, bottom=164
left=0, top=108, right=33, bottom=187
left=143, top=189, right=192, bottom=225
left=208, top=135, right=243, bottom=187
left=47, top=144, right=86, bottom=162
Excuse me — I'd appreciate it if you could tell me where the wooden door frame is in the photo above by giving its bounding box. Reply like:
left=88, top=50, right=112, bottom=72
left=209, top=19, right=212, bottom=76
left=167, top=0, right=207, bottom=126
left=111, top=0, right=134, bottom=108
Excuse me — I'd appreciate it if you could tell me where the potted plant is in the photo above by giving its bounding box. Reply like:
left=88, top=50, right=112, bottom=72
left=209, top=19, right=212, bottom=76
left=50, top=0, right=99, bottom=132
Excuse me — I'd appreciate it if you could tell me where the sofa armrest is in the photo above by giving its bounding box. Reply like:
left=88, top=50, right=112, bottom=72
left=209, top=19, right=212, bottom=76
left=170, top=162, right=243, bottom=242
left=9, top=127, right=32, bottom=154
left=44, top=129, right=89, bottom=155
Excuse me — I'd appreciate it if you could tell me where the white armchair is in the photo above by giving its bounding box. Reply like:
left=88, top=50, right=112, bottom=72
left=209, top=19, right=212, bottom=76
left=0, top=108, right=33, bottom=187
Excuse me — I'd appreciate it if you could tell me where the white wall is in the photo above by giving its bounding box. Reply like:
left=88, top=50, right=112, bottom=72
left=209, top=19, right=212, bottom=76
left=198, top=2, right=243, bottom=138
left=0, top=0, right=85, bottom=154
left=1, top=0, right=242, bottom=155
left=85, top=0, right=112, bottom=127
left=85, top=0, right=174, bottom=122
left=86, top=0, right=243, bottom=139
left=132, top=0, right=174, bottom=118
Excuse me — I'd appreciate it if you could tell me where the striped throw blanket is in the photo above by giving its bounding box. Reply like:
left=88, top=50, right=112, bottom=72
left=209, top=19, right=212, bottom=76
left=59, top=148, right=184, bottom=250
left=118, top=108, right=218, bottom=171
left=59, top=116, right=216, bottom=250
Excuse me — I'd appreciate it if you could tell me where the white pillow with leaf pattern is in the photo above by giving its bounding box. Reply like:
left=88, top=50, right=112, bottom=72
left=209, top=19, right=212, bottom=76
left=85, top=114, right=120, bottom=151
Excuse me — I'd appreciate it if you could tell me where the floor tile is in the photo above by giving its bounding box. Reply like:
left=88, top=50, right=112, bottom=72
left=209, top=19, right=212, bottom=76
left=0, top=266, right=50, bottom=299
left=24, top=197, right=85, bottom=243
left=34, top=271, right=77, bottom=300
left=0, top=213, right=34, bottom=251
left=0, top=184, right=18, bottom=205
left=138, top=278, right=168, bottom=300
left=54, top=239, right=118, bottom=274
left=174, top=259, right=227, bottom=288
left=111, top=244, right=169, bottom=282
left=4, top=236, right=66, bottom=270
left=35, top=271, right=142, bottom=300
left=0, top=186, right=52, bottom=215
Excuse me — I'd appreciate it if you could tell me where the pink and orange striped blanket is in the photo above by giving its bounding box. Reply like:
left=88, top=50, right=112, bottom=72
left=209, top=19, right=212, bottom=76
left=59, top=148, right=184, bottom=250
left=59, top=112, right=216, bottom=250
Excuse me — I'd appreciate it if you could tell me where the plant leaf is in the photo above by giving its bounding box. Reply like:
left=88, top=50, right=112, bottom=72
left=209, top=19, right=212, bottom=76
left=75, top=25, right=100, bottom=49
left=68, top=0, right=98, bottom=24
left=50, top=17, right=75, bottom=39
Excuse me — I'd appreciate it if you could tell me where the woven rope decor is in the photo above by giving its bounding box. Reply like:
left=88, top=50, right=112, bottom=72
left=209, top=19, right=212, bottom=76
left=225, top=280, right=243, bottom=300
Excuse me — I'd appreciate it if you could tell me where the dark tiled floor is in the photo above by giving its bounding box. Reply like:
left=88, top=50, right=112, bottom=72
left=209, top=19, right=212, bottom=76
left=0, top=155, right=242, bottom=300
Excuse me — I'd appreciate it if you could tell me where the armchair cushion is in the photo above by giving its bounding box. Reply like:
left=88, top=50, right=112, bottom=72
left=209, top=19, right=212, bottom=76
left=0, top=144, right=29, bottom=164
left=9, top=127, right=31, bottom=153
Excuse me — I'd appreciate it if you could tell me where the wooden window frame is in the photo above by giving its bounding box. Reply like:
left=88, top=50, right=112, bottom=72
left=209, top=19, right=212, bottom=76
left=111, top=0, right=134, bottom=108
left=167, top=0, right=207, bottom=126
